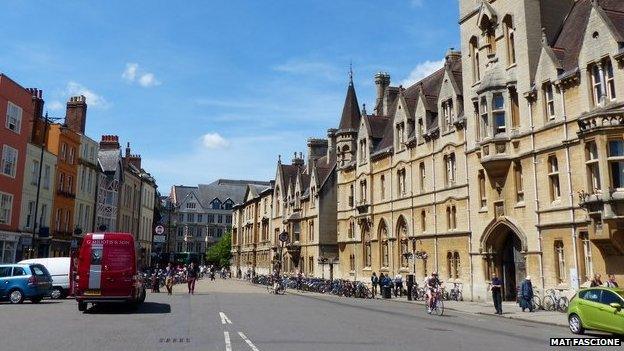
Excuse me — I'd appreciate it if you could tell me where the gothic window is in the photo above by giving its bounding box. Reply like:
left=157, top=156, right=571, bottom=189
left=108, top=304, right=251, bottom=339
left=453, top=252, right=460, bottom=279
left=514, top=161, right=524, bottom=203
left=359, top=138, right=367, bottom=161
left=380, top=174, right=386, bottom=200
left=359, top=180, right=367, bottom=204
left=382, top=241, right=389, bottom=268
left=397, top=168, right=407, bottom=196
left=585, top=141, right=601, bottom=193
left=480, top=96, right=489, bottom=139
left=442, top=99, right=454, bottom=132
left=395, top=123, right=405, bottom=150
left=580, top=232, right=593, bottom=282
left=478, top=170, right=487, bottom=208
left=419, top=162, right=426, bottom=192
left=364, top=242, right=371, bottom=268
left=470, top=37, right=480, bottom=83
left=510, top=87, right=519, bottom=129
left=503, top=16, right=516, bottom=66
left=420, top=210, right=426, bottom=233
left=444, top=153, right=456, bottom=187
left=349, top=184, right=354, bottom=207
left=400, top=239, right=409, bottom=268
left=554, top=240, right=566, bottom=284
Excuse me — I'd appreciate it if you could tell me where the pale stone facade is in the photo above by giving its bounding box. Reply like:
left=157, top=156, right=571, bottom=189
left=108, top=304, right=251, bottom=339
left=231, top=0, right=624, bottom=302
left=74, top=134, right=98, bottom=234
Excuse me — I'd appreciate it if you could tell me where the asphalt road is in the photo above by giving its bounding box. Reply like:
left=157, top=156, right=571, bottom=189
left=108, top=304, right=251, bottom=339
left=0, top=279, right=613, bottom=351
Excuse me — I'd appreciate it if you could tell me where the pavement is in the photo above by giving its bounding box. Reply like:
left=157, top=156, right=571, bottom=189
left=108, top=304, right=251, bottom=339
left=0, top=278, right=614, bottom=351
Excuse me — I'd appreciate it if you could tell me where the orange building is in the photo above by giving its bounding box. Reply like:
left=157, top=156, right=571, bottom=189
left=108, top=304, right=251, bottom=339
left=47, top=123, right=80, bottom=256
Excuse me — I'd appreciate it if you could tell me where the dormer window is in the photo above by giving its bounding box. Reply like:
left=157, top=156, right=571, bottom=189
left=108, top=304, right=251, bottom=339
left=503, top=16, right=516, bottom=66
left=397, top=168, right=407, bottom=196
left=359, top=138, right=367, bottom=161
left=543, top=82, right=555, bottom=120
left=441, top=99, right=454, bottom=132
left=417, top=118, right=424, bottom=140
left=395, top=122, right=405, bottom=150
left=480, top=16, right=497, bottom=55
left=444, top=153, right=456, bottom=187
left=359, top=180, right=367, bottom=204
left=590, top=59, right=616, bottom=107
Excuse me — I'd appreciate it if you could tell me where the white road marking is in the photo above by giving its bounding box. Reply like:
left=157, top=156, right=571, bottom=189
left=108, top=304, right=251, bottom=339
left=224, top=331, right=232, bottom=351
left=238, top=332, right=260, bottom=351
left=220, top=312, right=232, bottom=325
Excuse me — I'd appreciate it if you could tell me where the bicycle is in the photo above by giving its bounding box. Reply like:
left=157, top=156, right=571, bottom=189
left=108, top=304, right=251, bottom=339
left=426, top=288, right=445, bottom=316
left=266, top=276, right=286, bottom=295
left=543, top=289, right=568, bottom=313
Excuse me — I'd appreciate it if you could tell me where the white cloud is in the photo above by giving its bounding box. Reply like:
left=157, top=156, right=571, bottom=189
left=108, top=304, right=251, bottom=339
left=121, top=62, right=161, bottom=87
left=400, top=59, right=445, bottom=86
left=66, top=81, right=109, bottom=108
left=122, top=63, right=138, bottom=81
left=47, top=100, right=64, bottom=111
left=201, top=133, right=229, bottom=149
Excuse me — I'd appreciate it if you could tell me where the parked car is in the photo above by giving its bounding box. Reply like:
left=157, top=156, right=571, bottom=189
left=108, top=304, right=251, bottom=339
left=0, top=264, right=53, bottom=304
left=74, top=232, right=146, bottom=312
left=19, top=257, right=70, bottom=299
left=568, top=287, right=624, bottom=335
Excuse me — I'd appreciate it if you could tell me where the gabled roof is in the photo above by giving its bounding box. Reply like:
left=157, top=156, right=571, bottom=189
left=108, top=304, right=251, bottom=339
left=338, top=79, right=361, bottom=131
left=173, top=179, right=268, bottom=209
left=98, top=149, right=122, bottom=174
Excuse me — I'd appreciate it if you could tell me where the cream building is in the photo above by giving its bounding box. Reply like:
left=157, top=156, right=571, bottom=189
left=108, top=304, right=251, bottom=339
left=74, top=134, right=98, bottom=234
left=231, top=0, right=624, bottom=302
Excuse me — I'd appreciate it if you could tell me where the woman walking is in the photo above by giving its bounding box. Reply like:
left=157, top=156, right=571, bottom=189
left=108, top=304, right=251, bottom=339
left=187, top=262, right=199, bottom=294
left=165, top=262, right=175, bottom=295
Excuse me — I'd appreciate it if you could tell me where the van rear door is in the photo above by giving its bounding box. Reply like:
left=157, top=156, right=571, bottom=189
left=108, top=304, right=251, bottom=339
left=101, top=235, right=135, bottom=297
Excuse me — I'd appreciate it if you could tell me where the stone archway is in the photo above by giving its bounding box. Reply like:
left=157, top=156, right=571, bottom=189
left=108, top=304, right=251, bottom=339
left=481, top=218, right=528, bottom=301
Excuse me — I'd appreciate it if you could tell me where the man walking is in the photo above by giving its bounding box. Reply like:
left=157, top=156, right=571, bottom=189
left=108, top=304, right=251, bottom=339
left=371, top=272, right=378, bottom=298
left=165, top=262, right=175, bottom=295
left=519, top=276, right=534, bottom=312
left=490, top=273, right=503, bottom=315
left=394, top=273, right=403, bottom=297
left=187, top=262, right=199, bottom=295
left=606, top=274, right=619, bottom=288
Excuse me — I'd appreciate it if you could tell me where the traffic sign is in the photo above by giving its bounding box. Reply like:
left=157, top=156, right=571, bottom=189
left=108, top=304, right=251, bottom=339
left=279, top=231, right=289, bottom=243
left=155, top=225, right=165, bottom=235
left=153, top=235, right=166, bottom=243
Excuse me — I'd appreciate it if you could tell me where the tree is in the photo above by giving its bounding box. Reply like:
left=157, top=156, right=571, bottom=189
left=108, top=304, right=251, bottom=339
left=205, top=232, right=232, bottom=267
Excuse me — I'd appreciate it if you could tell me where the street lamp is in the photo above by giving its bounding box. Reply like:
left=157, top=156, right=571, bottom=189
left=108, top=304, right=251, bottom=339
left=274, top=230, right=289, bottom=276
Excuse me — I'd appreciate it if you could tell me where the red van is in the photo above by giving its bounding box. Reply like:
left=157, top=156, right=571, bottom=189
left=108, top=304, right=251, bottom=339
left=74, top=233, right=146, bottom=311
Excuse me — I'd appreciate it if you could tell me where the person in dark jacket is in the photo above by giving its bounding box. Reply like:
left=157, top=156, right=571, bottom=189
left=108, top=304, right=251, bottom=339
left=371, top=272, right=379, bottom=297
left=490, top=273, right=503, bottom=315
left=519, top=276, right=534, bottom=312
left=590, top=273, right=603, bottom=287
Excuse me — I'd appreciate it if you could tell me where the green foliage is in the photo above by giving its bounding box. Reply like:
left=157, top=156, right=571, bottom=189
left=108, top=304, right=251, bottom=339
left=205, top=232, right=232, bottom=267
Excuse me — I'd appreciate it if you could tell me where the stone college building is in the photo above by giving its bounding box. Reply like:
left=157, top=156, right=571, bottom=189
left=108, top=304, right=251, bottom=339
left=232, top=0, right=624, bottom=301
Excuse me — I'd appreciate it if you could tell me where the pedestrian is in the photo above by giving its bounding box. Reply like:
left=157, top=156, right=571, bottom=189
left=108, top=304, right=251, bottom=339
left=606, top=274, right=619, bottom=288
left=519, top=276, right=534, bottom=312
left=490, top=272, right=503, bottom=315
left=394, top=273, right=403, bottom=297
left=296, top=271, right=303, bottom=291
left=590, top=273, right=603, bottom=287
left=165, top=262, right=175, bottom=295
left=371, top=272, right=378, bottom=298
left=187, top=262, right=199, bottom=294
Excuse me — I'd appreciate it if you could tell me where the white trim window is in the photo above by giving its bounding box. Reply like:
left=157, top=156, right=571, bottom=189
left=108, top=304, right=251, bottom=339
left=5, top=102, right=22, bottom=133
left=60, top=143, right=67, bottom=161
left=548, top=155, right=561, bottom=201
left=1, top=145, right=18, bottom=178
left=492, top=93, right=506, bottom=135
left=0, top=192, right=13, bottom=225
left=25, top=201, right=35, bottom=229
left=31, top=160, right=40, bottom=186
left=605, top=60, right=616, bottom=101
left=43, top=164, right=51, bottom=190
left=608, top=139, right=624, bottom=189
left=590, top=60, right=616, bottom=106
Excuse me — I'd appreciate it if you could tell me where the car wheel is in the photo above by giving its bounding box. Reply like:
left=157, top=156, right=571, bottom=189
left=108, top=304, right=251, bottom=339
left=78, top=301, right=87, bottom=312
left=569, top=314, right=585, bottom=335
left=31, top=296, right=43, bottom=303
left=9, top=289, right=24, bottom=304
left=50, top=287, right=63, bottom=299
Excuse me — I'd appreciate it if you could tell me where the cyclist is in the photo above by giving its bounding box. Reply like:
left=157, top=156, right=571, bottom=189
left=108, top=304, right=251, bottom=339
left=425, top=272, right=441, bottom=314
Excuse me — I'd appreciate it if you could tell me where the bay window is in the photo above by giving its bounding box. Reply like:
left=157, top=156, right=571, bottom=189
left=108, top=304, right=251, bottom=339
left=585, top=141, right=601, bottom=193
left=493, top=93, right=506, bottom=135
left=608, top=139, right=624, bottom=188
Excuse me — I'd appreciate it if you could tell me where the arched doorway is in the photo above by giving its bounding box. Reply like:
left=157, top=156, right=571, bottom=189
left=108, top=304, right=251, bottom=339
left=481, top=219, right=527, bottom=301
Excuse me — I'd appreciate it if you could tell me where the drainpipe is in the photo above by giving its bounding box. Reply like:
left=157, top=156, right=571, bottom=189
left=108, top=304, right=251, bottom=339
left=529, top=99, right=545, bottom=294
left=560, top=86, right=580, bottom=290
left=463, top=123, right=474, bottom=300
left=432, top=138, right=438, bottom=272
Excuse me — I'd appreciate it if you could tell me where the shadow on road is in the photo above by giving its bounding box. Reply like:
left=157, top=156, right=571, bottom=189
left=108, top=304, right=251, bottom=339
left=86, top=302, right=171, bottom=314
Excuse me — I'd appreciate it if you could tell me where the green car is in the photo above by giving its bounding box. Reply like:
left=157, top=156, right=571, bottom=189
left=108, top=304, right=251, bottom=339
left=567, top=287, right=624, bottom=335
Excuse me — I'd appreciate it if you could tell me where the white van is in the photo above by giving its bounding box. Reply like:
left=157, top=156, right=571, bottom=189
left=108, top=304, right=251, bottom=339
left=19, top=257, right=70, bottom=299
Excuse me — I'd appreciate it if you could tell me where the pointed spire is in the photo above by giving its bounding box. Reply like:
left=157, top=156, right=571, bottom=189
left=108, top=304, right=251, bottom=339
left=361, top=103, right=367, bottom=116
left=338, top=67, right=362, bottom=131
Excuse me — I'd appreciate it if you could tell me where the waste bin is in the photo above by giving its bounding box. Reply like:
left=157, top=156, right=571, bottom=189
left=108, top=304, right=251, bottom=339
left=382, top=285, right=392, bottom=299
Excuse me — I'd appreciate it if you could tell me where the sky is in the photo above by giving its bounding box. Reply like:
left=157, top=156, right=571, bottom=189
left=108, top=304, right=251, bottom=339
left=0, top=0, right=460, bottom=193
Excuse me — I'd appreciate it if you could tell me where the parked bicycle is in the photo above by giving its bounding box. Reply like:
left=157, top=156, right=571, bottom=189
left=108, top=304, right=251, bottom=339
left=543, top=288, right=568, bottom=313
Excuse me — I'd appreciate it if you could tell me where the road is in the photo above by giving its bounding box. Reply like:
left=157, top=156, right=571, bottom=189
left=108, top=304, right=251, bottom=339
left=0, top=278, right=610, bottom=351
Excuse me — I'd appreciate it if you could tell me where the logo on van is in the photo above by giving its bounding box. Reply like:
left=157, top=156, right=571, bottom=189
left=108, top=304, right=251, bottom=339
left=85, top=240, right=131, bottom=245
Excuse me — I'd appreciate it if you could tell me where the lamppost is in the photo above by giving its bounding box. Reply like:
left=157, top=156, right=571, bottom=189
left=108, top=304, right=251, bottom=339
left=318, top=256, right=328, bottom=279
left=274, top=230, right=289, bottom=277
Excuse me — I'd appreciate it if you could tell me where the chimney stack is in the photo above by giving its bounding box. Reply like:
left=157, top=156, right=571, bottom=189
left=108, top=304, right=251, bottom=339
left=374, top=72, right=390, bottom=114
left=445, top=48, right=461, bottom=65
left=306, top=138, right=328, bottom=173
left=327, top=128, right=337, bottom=161
left=292, top=152, right=305, bottom=167
left=99, top=135, right=120, bottom=150
left=66, top=95, right=87, bottom=134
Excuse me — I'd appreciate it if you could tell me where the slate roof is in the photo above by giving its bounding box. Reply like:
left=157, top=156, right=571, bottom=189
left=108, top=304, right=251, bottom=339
left=552, top=0, right=624, bottom=73
left=338, top=80, right=362, bottom=131
left=172, top=179, right=270, bottom=208
left=98, top=149, right=122, bottom=174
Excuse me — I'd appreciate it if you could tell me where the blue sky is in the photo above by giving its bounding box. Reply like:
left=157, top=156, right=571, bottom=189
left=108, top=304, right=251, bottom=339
left=0, top=0, right=460, bottom=193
